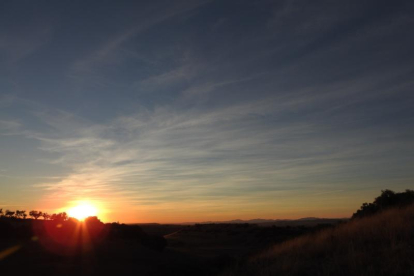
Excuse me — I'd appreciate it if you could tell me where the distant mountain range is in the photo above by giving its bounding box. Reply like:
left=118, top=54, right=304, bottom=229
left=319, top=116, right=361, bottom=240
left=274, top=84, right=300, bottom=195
left=177, top=217, right=348, bottom=226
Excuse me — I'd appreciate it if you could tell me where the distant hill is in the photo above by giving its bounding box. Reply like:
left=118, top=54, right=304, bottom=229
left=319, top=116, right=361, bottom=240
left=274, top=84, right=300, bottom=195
left=222, top=203, right=414, bottom=276
left=296, top=217, right=319, bottom=221
left=178, top=217, right=347, bottom=226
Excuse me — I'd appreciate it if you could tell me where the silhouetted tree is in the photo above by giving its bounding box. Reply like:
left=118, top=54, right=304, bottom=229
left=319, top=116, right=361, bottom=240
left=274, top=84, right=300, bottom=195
left=29, top=210, right=42, bottom=220
left=41, top=212, right=50, bottom=220
left=0, top=209, right=3, bottom=217
left=60, top=212, right=68, bottom=221
left=353, top=189, right=414, bottom=218
left=52, top=212, right=68, bottom=222
left=15, top=210, right=26, bottom=219
left=5, top=210, right=15, bottom=218
left=84, top=216, right=102, bottom=225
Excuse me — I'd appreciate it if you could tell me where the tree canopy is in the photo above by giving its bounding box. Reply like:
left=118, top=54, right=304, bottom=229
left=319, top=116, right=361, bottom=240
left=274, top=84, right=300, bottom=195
left=352, top=189, right=414, bottom=218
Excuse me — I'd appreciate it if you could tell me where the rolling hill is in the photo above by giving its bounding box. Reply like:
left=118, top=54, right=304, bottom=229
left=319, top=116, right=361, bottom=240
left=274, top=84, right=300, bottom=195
left=222, top=203, right=414, bottom=276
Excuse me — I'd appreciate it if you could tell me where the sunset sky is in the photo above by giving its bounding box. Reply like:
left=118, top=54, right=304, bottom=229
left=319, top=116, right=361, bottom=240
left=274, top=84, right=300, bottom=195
left=1, top=0, right=413, bottom=223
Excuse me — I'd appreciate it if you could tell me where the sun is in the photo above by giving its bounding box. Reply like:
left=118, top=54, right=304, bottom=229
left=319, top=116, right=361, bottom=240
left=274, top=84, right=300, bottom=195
left=68, top=202, right=98, bottom=221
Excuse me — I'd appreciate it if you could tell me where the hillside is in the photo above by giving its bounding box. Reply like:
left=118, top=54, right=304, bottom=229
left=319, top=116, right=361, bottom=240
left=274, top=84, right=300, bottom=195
left=223, top=203, right=414, bottom=276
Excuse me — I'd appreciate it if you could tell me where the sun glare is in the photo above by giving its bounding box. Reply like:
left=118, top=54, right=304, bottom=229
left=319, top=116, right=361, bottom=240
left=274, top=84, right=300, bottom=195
left=68, top=203, right=98, bottom=221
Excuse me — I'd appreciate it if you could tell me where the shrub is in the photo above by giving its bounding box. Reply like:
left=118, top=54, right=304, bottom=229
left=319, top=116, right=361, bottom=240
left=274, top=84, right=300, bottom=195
left=352, top=189, right=414, bottom=218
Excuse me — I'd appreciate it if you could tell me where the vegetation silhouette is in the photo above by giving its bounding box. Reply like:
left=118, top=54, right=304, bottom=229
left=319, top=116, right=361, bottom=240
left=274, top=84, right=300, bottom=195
left=29, top=210, right=42, bottom=220
left=4, top=210, right=15, bottom=218
left=41, top=212, right=51, bottom=220
left=352, top=189, right=414, bottom=218
left=15, top=210, right=26, bottom=219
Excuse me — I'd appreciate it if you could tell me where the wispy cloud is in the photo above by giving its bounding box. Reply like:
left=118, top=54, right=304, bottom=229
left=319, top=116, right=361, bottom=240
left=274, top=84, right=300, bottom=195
left=0, top=120, right=21, bottom=133
left=71, top=0, right=211, bottom=74
left=4, top=69, right=413, bottom=220
left=1, top=0, right=413, bottom=222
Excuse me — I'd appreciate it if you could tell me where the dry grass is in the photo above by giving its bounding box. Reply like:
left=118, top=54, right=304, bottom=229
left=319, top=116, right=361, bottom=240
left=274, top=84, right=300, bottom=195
left=224, top=204, right=414, bottom=276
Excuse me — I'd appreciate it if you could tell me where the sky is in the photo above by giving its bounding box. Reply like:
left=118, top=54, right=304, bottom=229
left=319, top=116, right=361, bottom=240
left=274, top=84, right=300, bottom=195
left=0, top=0, right=413, bottom=223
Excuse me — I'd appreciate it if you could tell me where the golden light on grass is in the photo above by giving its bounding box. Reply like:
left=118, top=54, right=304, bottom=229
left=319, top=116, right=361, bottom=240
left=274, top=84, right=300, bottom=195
left=67, top=202, right=98, bottom=221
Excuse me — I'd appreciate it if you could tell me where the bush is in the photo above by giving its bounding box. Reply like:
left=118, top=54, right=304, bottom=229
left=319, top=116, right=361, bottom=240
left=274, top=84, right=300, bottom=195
left=352, top=189, right=414, bottom=218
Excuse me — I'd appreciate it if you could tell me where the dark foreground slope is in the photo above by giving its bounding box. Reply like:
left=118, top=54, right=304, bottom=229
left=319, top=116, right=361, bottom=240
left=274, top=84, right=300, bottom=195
left=223, top=204, right=414, bottom=276
left=0, top=217, right=339, bottom=276
left=0, top=218, right=203, bottom=276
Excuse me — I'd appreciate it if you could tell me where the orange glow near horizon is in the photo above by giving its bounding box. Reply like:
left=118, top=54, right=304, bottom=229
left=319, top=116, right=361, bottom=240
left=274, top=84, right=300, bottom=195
left=67, top=202, right=98, bottom=221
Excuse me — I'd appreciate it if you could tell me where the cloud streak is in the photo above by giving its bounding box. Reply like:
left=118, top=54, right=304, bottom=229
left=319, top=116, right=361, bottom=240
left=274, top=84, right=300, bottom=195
left=5, top=72, right=413, bottom=221
left=1, top=0, right=413, bottom=222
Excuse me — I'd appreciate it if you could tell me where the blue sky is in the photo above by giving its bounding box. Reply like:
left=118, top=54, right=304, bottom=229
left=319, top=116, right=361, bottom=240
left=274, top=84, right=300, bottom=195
left=1, top=0, right=413, bottom=222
